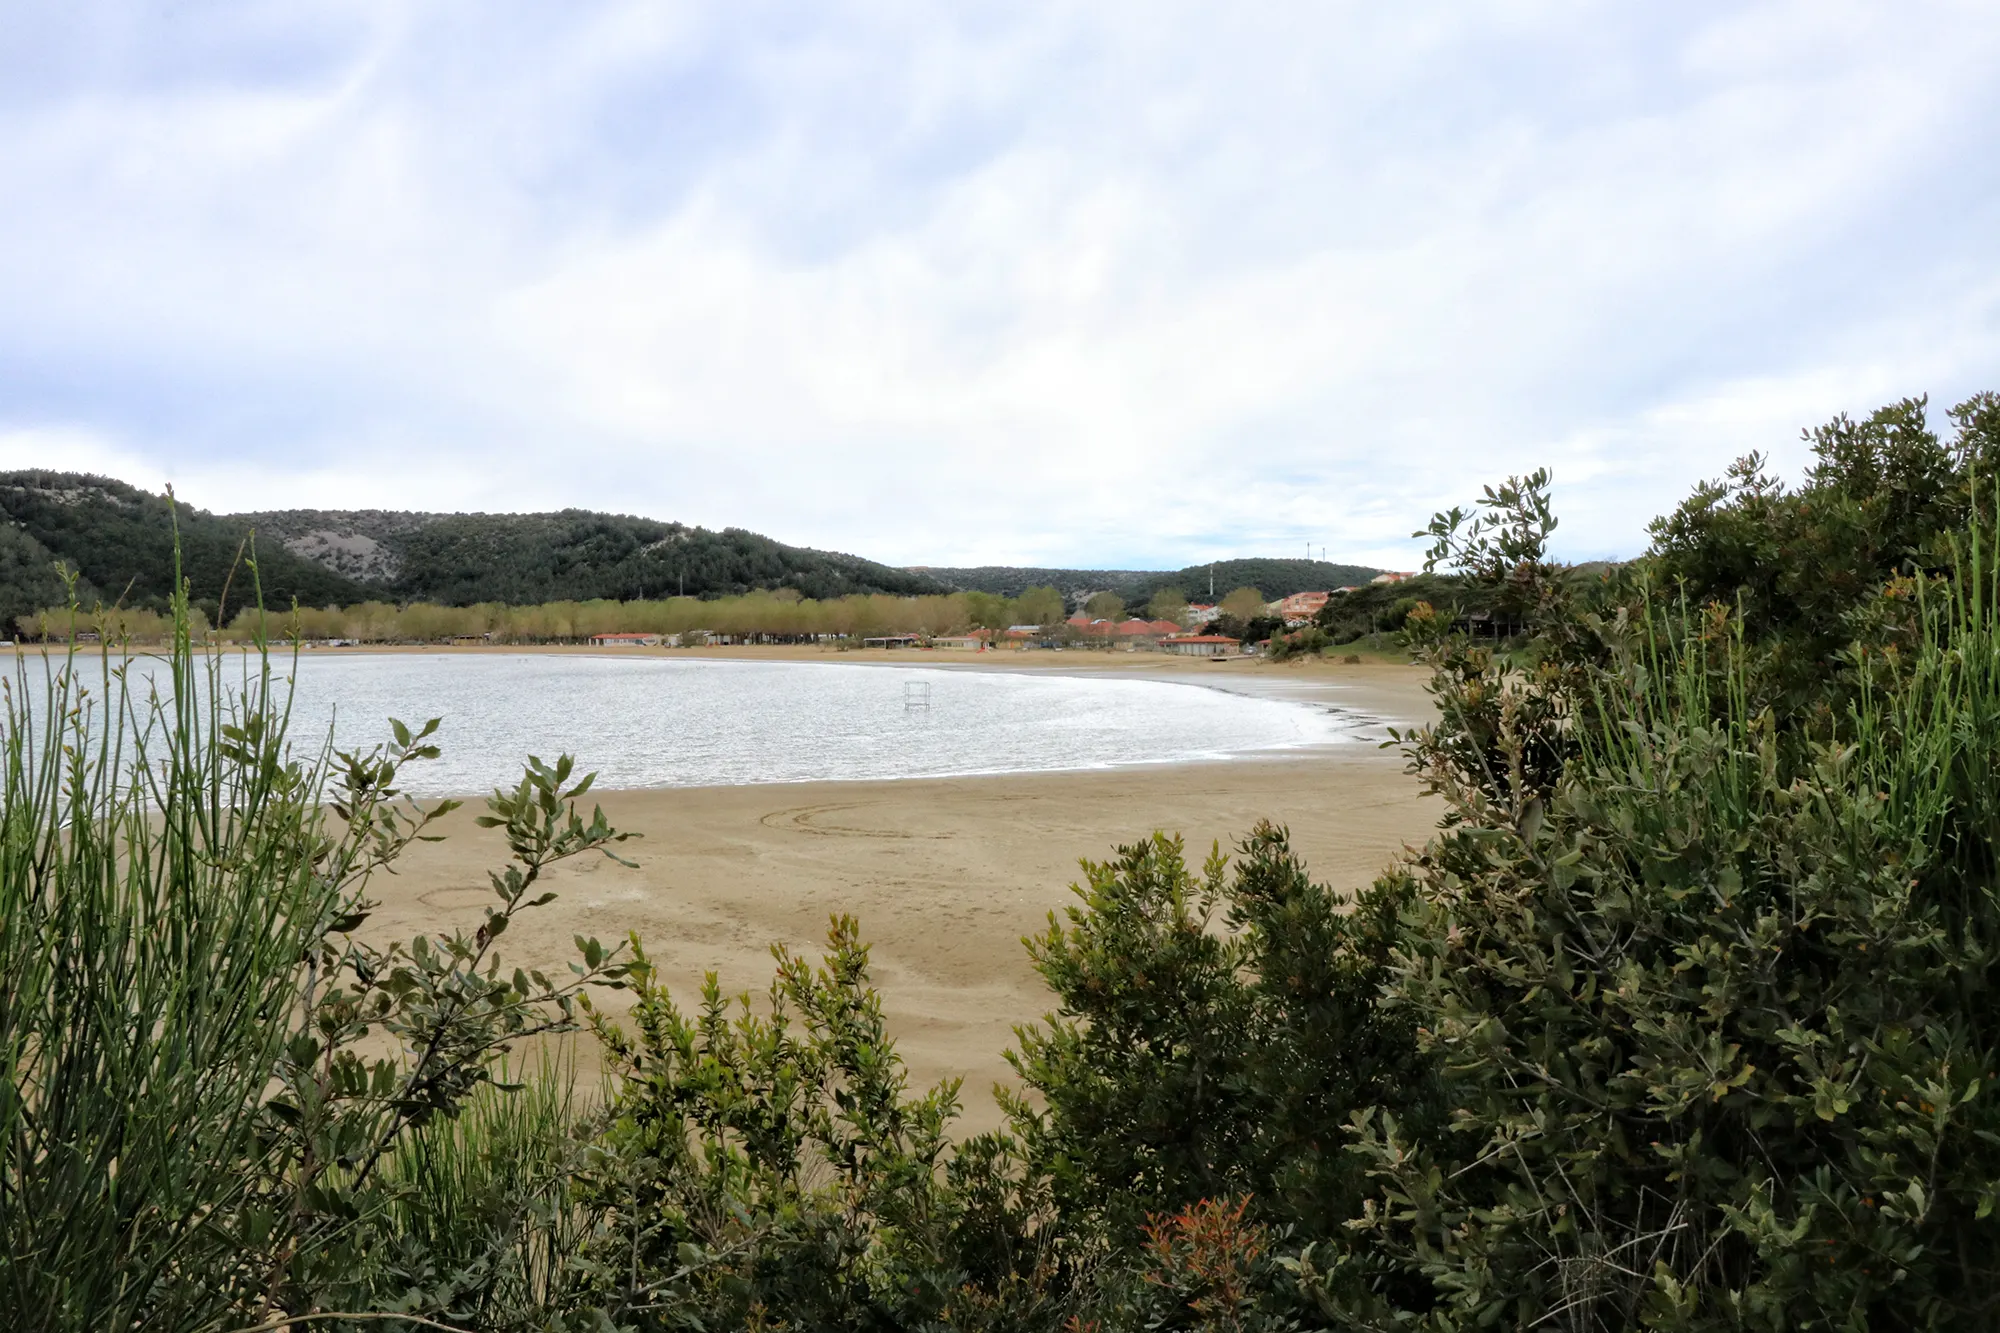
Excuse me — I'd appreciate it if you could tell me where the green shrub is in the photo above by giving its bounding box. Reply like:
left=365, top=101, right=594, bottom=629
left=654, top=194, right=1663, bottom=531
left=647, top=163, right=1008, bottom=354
left=1648, top=392, right=2000, bottom=726
left=579, top=914, right=1076, bottom=1331
left=0, top=562, right=634, bottom=1330
left=1007, top=827, right=1439, bottom=1323
left=0, top=592, right=348, bottom=1329
left=1266, top=626, right=1332, bottom=660
left=1341, top=410, right=2000, bottom=1328
left=335, top=1054, right=600, bottom=1329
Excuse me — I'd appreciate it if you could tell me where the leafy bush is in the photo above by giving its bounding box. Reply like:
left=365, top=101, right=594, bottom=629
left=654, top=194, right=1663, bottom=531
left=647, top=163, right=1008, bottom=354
left=1648, top=392, right=2000, bottom=724
left=0, top=571, right=633, bottom=1330
left=577, top=914, right=1076, bottom=1331
left=341, top=1055, right=599, bottom=1326
left=1265, top=626, right=1331, bottom=660
left=1007, top=828, right=1439, bottom=1322
left=1339, top=402, right=2000, bottom=1329
left=1207, top=612, right=1285, bottom=645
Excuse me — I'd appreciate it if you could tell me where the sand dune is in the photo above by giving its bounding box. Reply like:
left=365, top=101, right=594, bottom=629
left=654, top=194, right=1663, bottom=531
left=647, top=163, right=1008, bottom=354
left=363, top=656, right=1440, bottom=1130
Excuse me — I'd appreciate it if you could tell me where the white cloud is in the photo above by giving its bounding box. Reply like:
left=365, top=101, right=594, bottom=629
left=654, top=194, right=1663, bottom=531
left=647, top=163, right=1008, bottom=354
left=0, top=427, right=153, bottom=482
left=5, top=1, right=1999, bottom=569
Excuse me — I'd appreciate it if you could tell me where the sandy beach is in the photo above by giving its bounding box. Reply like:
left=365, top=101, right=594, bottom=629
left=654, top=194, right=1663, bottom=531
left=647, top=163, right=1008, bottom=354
left=361, top=650, right=1441, bottom=1130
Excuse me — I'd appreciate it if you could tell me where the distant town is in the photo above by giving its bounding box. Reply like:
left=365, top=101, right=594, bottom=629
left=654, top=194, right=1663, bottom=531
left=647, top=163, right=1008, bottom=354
left=585, top=572, right=1419, bottom=656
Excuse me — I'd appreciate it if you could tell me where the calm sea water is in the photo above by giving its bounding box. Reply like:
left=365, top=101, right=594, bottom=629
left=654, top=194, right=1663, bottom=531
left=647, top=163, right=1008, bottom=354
left=233, top=654, right=1356, bottom=795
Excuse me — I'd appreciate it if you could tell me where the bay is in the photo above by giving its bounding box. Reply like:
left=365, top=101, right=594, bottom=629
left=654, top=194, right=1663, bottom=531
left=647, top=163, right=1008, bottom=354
left=258, top=653, right=1355, bottom=795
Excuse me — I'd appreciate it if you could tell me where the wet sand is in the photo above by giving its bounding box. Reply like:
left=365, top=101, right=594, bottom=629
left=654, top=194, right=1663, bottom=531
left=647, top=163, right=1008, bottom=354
left=361, top=653, right=1440, bottom=1130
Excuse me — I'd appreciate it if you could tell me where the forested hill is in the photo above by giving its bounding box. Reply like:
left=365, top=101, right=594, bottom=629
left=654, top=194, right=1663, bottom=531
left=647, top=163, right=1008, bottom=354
left=906, top=566, right=1158, bottom=603
left=1, top=471, right=1387, bottom=632
left=914, top=557, right=1387, bottom=604
left=0, top=473, right=372, bottom=630
left=238, top=508, right=949, bottom=605
left=0, top=472, right=947, bottom=628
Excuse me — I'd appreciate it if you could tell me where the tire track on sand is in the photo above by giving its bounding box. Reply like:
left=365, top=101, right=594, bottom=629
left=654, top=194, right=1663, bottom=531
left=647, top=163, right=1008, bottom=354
left=758, top=802, right=953, bottom=840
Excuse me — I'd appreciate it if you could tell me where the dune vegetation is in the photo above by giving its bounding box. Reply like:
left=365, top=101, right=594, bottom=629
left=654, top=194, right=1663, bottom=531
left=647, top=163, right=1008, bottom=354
left=6, top=391, right=2000, bottom=1330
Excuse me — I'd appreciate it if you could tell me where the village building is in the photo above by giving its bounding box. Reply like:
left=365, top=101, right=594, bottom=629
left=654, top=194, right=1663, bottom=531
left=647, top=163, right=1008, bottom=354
left=1060, top=616, right=1185, bottom=647
left=1160, top=634, right=1241, bottom=657
left=1112, top=618, right=1183, bottom=644
left=588, top=631, right=663, bottom=646
left=1275, top=590, right=1332, bottom=623
left=935, top=625, right=1053, bottom=650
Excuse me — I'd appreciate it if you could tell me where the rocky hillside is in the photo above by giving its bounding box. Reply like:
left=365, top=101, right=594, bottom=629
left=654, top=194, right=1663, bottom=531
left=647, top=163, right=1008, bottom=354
left=238, top=508, right=949, bottom=605
left=0, top=474, right=948, bottom=629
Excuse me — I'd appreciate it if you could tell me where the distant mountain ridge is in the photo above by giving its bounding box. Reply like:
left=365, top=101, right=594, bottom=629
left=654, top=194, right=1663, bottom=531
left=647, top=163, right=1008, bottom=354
left=913, top=558, right=1388, bottom=605
left=0, top=473, right=947, bottom=628
left=0, top=471, right=1392, bottom=634
left=236, top=507, right=947, bottom=606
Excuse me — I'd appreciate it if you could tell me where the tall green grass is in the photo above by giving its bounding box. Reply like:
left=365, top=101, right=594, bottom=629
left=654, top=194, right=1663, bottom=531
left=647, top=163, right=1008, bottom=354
left=0, top=576, right=339, bottom=1329
left=351, top=1052, right=597, bottom=1322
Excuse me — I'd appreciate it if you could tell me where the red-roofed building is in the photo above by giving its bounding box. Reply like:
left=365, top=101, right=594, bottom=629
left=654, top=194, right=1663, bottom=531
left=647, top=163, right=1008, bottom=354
left=1161, top=634, right=1241, bottom=657
left=1276, top=591, right=1332, bottom=623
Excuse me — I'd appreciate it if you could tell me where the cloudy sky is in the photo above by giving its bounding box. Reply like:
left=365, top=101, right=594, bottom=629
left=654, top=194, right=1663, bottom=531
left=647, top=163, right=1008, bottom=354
left=2, top=2, right=1996, bottom=569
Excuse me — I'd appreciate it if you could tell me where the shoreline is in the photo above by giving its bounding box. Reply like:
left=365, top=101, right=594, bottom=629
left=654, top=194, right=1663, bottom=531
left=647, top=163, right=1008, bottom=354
left=370, top=649, right=1429, bottom=797
left=49, top=639, right=1443, bottom=1126
left=355, top=653, right=1440, bottom=1131
left=38, top=642, right=1432, bottom=792
left=310, top=641, right=1438, bottom=753
left=381, top=752, right=1439, bottom=1133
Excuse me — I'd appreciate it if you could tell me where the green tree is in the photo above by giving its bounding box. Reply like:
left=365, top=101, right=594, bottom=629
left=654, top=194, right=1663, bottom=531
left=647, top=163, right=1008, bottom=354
left=1084, top=591, right=1126, bottom=621
left=1016, top=584, right=1066, bottom=627
left=1145, top=586, right=1189, bottom=625
left=1219, top=586, right=1265, bottom=620
left=965, top=589, right=1015, bottom=646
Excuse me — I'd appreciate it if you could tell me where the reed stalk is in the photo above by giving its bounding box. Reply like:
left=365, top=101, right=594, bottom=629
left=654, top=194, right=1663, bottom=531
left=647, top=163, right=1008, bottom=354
left=0, top=554, right=339, bottom=1330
